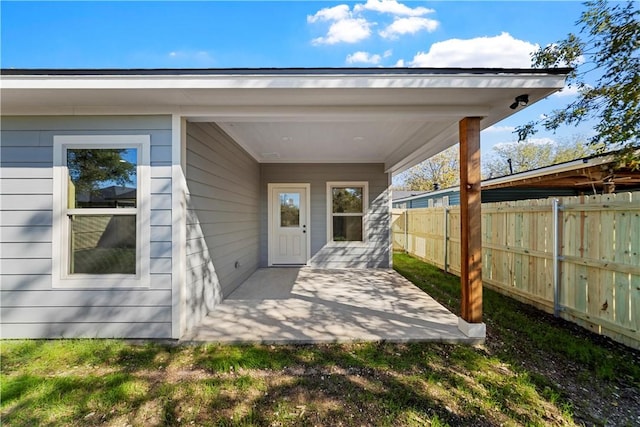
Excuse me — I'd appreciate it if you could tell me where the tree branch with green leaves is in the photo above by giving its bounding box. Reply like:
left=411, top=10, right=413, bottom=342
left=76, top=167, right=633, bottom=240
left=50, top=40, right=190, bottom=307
left=516, top=0, right=639, bottom=168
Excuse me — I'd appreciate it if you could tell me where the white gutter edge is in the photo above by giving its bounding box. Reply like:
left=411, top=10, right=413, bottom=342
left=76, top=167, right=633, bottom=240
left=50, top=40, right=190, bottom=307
left=0, top=73, right=568, bottom=90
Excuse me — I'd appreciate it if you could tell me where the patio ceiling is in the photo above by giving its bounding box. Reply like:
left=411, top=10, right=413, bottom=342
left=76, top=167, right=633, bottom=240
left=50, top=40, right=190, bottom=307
left=0, top=68, right=569, bottom=174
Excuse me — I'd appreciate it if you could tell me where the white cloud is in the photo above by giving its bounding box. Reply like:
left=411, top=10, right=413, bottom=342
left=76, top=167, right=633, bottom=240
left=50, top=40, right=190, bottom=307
left=493, top=137, right=555, bottom=150
left=407, top=32, right=538, bottom=68
left=307, top=5, right=351, bottom=23
left=354, top=0, right=434, bottom=17
left=527, top=137, right=556, bottom=146
left=380, top=16, right=439, bottom=39
left=553, top=83, right=591, bottom=98
left=312, top=18, right=372, bottom=45
left=483, top=125, right=516, bottom=134
left=394, top=59, right=405, bottom=67
left=308, top=4, right=373, bottom=45
left=553, top=85, right=579, bottom=97
left=346, top=51, right=382, bottom=65
left=383, top=49, right=393, bottom=58
left=309, top=1, right=439, bottom=46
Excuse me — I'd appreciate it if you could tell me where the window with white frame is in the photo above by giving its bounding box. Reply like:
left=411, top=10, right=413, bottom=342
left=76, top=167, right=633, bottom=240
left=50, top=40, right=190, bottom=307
left=327, top=182, right=368, bottom=242
left=53, top=135, right=150, bottom=287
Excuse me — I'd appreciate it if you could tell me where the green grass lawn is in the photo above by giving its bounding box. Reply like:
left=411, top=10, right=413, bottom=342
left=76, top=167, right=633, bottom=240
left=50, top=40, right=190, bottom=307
left=1, top=254, right=638, bottom=426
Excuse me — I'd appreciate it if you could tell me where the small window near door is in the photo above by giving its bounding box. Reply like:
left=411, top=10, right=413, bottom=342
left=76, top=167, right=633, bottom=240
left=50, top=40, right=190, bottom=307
left=279, top=192, right=300, bottom=227
left=327, top=182, right=368, bottom=242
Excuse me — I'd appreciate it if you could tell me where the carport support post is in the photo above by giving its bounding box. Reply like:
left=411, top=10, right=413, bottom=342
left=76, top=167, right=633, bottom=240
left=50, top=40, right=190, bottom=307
left=458, top=117, right=485, bottom=338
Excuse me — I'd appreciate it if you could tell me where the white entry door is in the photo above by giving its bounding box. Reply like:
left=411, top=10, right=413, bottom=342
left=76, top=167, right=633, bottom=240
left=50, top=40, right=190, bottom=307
left=268, top=184, right=310, bottom=266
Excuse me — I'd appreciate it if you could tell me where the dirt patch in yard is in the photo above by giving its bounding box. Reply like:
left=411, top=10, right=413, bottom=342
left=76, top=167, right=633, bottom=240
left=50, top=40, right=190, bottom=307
left=484, top=308, right=640, bottom=426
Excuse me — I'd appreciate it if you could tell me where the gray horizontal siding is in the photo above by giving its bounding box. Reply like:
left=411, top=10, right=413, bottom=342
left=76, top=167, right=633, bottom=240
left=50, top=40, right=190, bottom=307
left=0, top=275, right=53, bottom=291
left=1, top=289, right=171, bottom=307
left=151, top=177, right=172, bottom=194
left=260, top=163, right=391, bottom=268
left=1, top=211, right=52, bottom=226
left=1, top=116, right=173, bottom=131
left=1, top=167, right=52, bottom=179
left=1, top=242, right=52, bottom=258
left=0, top=115, right=174, bottom=338
left=1, top=194, right=53, bottom=210
left=2, top=306, right=171, bottom=323
left=184, top=122, right=261, bottom=332
left=150, top=194, right=172, bottom=210
left=1, top=323, right=171, bottom=339
left=1, top=258, right=51, bottom=275
left=1, top=147, right=53, bottom=163
left=151, top=225, right=172, bottom=242
left=0, top=178, right=51, bottom=194
left=1, top=226, right=51, bottom=242
left=151, top=210, right=172, bottom=226
left=151, top=242, right=173, bottom=258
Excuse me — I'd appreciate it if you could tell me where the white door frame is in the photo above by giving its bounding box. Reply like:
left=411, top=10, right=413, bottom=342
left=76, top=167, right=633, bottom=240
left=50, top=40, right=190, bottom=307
left=267, top=183, right=311, bottom=266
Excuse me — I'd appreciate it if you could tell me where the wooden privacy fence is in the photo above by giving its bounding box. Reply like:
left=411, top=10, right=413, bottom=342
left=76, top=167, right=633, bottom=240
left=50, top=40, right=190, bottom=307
left=392, top=191, right=640, bottom=349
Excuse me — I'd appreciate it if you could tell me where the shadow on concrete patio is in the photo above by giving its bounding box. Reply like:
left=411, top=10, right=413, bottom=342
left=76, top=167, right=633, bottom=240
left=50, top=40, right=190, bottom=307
left=182, top=268, right=480, bottom=344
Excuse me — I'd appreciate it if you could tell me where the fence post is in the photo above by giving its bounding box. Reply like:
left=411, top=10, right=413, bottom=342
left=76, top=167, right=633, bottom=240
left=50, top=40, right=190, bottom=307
left=404, top=209, right=408, bottom=252
left=552, top=198, right=561, bottom=317
left=443, top=207, right=449, bottom=273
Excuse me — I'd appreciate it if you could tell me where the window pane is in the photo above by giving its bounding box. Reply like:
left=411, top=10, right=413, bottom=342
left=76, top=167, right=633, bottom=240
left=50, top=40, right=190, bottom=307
left=332, top=187, right=363, bottom=213
left=67, top=148, right=137, bottom=208
left=280, top=193, right=300, bottom=227
left=332, top=216, right=363, bottom=241
left=70, top=215, right=136, bottom=274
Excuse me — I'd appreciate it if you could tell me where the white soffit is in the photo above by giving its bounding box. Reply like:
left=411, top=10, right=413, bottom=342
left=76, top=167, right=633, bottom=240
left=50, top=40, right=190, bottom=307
left=0, top=69, right=569, bottom=174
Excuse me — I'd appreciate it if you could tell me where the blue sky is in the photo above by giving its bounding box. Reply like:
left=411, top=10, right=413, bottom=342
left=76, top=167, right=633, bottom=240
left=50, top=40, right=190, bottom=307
left=1, top=1, right=597, bottom=158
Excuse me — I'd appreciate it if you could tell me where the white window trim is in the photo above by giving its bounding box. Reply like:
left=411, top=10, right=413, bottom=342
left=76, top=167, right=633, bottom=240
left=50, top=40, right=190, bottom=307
left=326, top=181, right=368, bottom=245
left=52, top=135, right=151, bottom=288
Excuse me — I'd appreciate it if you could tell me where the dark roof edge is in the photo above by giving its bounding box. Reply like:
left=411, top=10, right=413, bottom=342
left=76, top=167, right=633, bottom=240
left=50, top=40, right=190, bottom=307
left=481, top=149, right=629, bottom=183
left=392, top=149, right=633, bottom=203
left=0, top=67, right=573, bottom=76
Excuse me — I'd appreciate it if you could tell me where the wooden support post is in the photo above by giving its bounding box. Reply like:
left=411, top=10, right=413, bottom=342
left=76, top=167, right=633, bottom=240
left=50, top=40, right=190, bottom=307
left=459, top=117, right=483, bottom=323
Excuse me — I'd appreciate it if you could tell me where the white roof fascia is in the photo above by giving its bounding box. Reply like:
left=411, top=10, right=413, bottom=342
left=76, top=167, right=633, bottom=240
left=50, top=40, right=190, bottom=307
left=1, top=72, right=567, bottom=91
left=0, top=104, right=494, bottom=120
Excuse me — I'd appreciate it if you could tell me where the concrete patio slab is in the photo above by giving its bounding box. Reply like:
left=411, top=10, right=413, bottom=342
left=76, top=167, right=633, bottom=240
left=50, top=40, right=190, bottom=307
left=182, top=268, right=482, bottom=344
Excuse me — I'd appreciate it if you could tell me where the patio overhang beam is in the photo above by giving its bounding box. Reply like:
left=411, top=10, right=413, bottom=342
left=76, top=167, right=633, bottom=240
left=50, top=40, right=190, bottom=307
left=184, top=104, right=492, bottom=122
